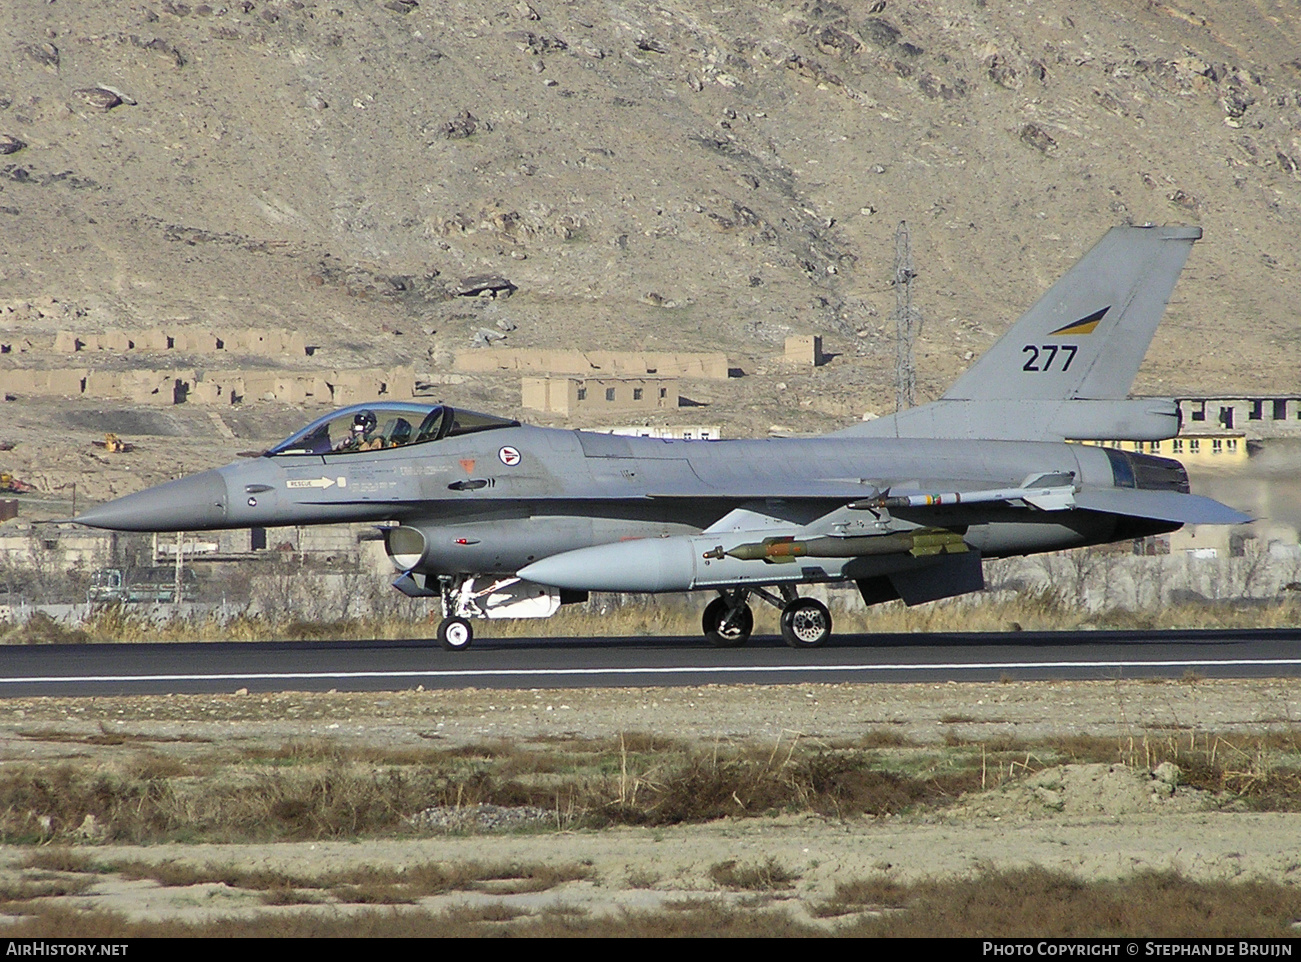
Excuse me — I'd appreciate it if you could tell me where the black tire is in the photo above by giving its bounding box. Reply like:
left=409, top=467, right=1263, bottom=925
left=437, top=616, right=474, bottom=651
left=780, top=598, right=832, bottom=649
left=702, top=597, right=753, bottom=648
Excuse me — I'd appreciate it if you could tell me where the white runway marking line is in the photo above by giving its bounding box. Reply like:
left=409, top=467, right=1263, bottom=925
left=3, top=658, right=1301, bottom=685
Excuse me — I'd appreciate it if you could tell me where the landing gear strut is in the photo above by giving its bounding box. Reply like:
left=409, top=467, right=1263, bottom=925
left=436, top=576, right=476, bottom=651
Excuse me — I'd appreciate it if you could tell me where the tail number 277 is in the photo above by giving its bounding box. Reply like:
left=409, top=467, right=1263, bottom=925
left=1022, top=344, right=1078, bottom=372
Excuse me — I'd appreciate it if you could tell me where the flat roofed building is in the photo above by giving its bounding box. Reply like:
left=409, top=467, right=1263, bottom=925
left=591, top=424, right=721, bottom=440
left=1082, top=435, right=1249, bottom=467
left=1179, top=396, right=1301, bottom=440
left=522, top=376, right=678, bottom=416
left=783, top=334, right=824, bottom=366
left=460, top=349, right=728, bottom=379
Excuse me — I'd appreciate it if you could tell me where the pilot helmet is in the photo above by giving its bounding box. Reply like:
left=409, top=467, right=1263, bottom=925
left=351, top=410, right=377, bottom=436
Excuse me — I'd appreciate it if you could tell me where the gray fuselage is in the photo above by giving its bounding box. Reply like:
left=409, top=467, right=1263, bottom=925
left=75, top=423, right=1167, bottom=580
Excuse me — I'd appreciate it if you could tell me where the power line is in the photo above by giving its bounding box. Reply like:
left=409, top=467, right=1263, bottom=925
left=892, top=220, right=922, bottom=412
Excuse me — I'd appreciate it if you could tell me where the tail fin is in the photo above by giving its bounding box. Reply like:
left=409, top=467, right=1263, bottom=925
left=842, top=225, right=1202, bottom=441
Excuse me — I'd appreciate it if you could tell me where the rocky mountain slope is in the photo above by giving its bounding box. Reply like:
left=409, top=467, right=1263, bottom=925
left=1, top=0, right=1299, bottom=467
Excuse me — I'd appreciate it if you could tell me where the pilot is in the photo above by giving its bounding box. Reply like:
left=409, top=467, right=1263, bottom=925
left=337, top=410, right=379, bottom=451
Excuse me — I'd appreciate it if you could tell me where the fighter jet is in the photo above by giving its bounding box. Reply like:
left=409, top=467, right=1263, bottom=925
left=75, top=225, right=1248, bottom=650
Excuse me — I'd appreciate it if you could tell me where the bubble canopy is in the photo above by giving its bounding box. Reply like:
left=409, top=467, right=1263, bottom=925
left=266, top=402, right=519, bottom=457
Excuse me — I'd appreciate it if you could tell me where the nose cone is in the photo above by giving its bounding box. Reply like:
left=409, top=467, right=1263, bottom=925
left=75, top=470, right=229, bottom=532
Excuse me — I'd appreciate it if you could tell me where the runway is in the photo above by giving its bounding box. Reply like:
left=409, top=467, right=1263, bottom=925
left=1, top=627, right=1300, bottom=696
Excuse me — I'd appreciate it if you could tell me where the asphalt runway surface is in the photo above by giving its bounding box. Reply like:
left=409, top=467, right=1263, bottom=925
left=1, top=628, right=1300, bottom=697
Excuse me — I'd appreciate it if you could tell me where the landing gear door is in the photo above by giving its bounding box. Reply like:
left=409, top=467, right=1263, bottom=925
left=452, top=577, right=561, bottom=620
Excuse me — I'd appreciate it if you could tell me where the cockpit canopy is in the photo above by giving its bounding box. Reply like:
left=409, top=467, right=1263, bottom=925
left=267, top=403, right=519, bottom=457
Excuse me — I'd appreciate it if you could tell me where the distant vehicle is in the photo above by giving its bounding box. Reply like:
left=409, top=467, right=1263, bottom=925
left=87, top=567, right=196, bottom=605
left=75, top=226, right=1248, bottom=649
left=0, top=472, right=35, bottom=494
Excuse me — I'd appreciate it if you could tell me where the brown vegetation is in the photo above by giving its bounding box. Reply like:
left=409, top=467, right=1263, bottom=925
left=17, top=853, right=589, bottom=907
left=708, top=857, right=801, bottom=892
left=2, top=868, right=1299, bottom=937
left=6, top=593, right=1301, bottom=646
left=1, top=727, right=1298, bottom=846
left=833, top=868, right=1301, bottom=938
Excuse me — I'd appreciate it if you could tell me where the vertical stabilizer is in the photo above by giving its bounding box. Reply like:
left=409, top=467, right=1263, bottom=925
left=943, top=225, right=1201, bottom=402
left=839, top=225, right=1201, bottom=441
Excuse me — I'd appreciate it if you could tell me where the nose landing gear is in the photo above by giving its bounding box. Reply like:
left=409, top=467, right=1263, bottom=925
left=437, top=615, right=473, bottom=651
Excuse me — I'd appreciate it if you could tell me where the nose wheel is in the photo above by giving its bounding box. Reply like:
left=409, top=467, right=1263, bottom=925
left=437, top=616, right=474, bottom=651
left=780, top=597, right=832, bottom=649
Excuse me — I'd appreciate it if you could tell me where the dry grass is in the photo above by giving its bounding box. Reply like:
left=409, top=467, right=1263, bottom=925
left=2, top=868, right=1300, bottom=936
left=21, top=849, right=94, bottom=874
left=11, top=592, right=1301, bottom=646
left=0, top=612, right=91, bottom=645
left=811, top=875, right=913, bottom=918
left=0, top=876, right=96, bottom=903
left=624, top=868, right=661, bottom=889
left=18, top=854, right=589, bottom=907
left=16, top=724, right=212, bottom=747
left=1, top=727, right=1298, bottom=846
left=589, top=742, right=984, bottom=825
left=942, top=730, right=1301, bottom=812
left=708, top=858, right=801, bottom=891
left=0, top=902, right=820, bottom=937
left=837, top=867, right=1301, bottom=937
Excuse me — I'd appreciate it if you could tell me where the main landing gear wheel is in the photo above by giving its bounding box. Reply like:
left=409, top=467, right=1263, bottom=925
left=780, top=598, right=832, bottom=649
left=437, top=616, right=474, bottom=651
left=702, top=597, right=754, bottom=648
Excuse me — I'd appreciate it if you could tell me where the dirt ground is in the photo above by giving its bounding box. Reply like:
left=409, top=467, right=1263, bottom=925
left=1, top=676, right=1298, bottom=925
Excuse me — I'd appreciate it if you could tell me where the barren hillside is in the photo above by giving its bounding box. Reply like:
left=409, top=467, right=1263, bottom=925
left=1, top=0, right=1299, bottom=492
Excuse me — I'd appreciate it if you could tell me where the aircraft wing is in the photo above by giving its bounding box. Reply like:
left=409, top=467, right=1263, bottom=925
left=644, top=479, right=882, bottom=501
left=648, top=476, right=1248, bottom=527
left=1072, top=489, right=1251, bottom=525
left=687, top=479, right=1248, bottom=544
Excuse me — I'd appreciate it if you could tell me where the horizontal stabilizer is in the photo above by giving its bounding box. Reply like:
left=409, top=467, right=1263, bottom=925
left=1074, top=489, right=1250, bottom=526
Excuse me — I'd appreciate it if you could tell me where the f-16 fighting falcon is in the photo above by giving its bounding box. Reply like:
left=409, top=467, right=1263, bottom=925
left=74, top=226, right=1248, bottom=650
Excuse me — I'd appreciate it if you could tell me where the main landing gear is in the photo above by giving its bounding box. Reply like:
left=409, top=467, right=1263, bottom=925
left=702, top=594, right=754, bottom=648
left=779, top=597, right=832, bottom=649
left=700, top=586, right=833, bottom=649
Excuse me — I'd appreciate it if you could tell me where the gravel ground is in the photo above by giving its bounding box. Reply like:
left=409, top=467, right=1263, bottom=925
left=5, top=676, right=1298, bottom=747
left=0, top=677, right=1298, bottom=925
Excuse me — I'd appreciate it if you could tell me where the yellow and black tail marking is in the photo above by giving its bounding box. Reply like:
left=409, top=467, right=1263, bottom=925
left=1049, top=306, right=1109, bottom=337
